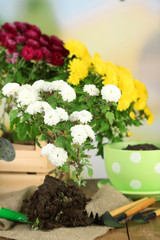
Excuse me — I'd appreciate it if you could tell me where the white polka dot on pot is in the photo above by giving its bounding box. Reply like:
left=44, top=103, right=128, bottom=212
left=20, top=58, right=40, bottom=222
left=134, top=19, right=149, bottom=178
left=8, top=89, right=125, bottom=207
left=112, top=162, right=120, bottom=174
left=130, top=180, right=142, bottom=189
left=154, top=162, right=160, bottom=174
left=130, top=152, right=141, bottom=164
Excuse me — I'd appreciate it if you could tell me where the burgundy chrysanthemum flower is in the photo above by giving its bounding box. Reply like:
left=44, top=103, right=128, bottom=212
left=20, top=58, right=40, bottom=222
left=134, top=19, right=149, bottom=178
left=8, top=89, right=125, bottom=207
left=1, top=23, right=17, bottom=35
left=41, top=46, right=51, bottom=58
left=34, top=49, right=44, bottom=61
left=30, top=25, right=41, bottom=35
left=15, top=35, right=26, bottom=44
left=41, top=34, right=50, bottom=42
left=23, top=22, right=32, bottom=29
left=14, top=22, right=27, bottom=33
left=26, top=39, right=40, bottom=48
left=21, top=46, right=35, bottom=61
left=25, top=29, right=39, bottom=40
left=2, top=37, right=17, bottom=52
left=39, top=37, right=49, bottom=47
left=49, top=35, right=64, bottom=46
left=51, top=51, right=64, bottom=66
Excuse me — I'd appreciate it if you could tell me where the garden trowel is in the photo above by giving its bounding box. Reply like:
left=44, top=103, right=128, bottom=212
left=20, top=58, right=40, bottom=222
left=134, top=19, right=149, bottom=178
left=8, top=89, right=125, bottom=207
left=131, top=208, right=160, bottom=223
left=0, top=206, right=31, bottom=223
left=90, top=197, right=156, bottom=228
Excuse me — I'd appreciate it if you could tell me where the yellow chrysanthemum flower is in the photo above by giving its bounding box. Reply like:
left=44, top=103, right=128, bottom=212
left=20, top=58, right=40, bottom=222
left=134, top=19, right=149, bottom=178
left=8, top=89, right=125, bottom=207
left=92, top=53, right=107, bottom=75
left=117, top=94, right=131, bottom=111
left=144, top=105, right=154, bottom=125
left=67, top=58, right=89, bottom=85
left=117, top=66, right=136, bottom=110
left=147, top=113, right=154, bottom=125
left=129, top=111, right=136, bottom=120
left=102, top=61, right=118, bottom=86
left=64, top=39, right=91, bottom=66
left=133, top=79, right=148, bottom=111
left=127, top=132, right=132, bottom=136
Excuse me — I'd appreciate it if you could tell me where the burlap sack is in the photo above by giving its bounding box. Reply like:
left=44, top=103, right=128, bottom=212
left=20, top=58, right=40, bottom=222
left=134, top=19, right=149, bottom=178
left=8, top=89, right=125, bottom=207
left=0, top=184, right=131, bottom=240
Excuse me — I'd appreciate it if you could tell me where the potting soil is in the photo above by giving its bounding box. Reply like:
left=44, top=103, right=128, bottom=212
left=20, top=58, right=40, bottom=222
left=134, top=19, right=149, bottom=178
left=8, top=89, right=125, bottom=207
left=123, top=143, right=160, bottom=150
left=23, top=175, right=93, bottom=230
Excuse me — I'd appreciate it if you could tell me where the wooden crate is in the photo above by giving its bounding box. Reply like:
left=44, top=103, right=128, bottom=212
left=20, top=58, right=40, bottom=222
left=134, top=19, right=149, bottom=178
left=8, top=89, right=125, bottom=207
left=0, top=142, right=55, bottom=195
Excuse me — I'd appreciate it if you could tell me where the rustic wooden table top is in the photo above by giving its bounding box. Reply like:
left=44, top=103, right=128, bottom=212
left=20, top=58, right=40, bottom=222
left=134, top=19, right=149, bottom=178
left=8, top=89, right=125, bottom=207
left=83, top=180, right=160, bottom=240
left=1, top=179, right=160, bottom=240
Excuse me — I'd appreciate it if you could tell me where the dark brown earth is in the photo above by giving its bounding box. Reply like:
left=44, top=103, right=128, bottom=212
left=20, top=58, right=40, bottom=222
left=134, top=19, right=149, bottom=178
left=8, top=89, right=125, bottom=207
left=123, top=143, right=160, bottom=151
left=22, top=175, right=93, bottom=230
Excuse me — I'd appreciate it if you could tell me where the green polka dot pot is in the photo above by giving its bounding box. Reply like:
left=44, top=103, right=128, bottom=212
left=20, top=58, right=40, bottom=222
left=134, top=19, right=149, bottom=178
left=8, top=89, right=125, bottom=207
left=103, top=141, right=160, bottom=200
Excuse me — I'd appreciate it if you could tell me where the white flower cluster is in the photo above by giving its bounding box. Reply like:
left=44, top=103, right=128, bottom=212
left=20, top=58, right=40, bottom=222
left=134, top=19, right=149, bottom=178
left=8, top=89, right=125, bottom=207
left=2, top=83, right=20, bottom=97
left=26, top=101, right=69, bottom=126
left=32, top=79, right=76, bottom=102
left=41, top=143, right=68, bottom=167
left=83, top=84, right=100, bottom=96
left=2, top=80, right=76, bottom=107
left=2, top=83, right=39, bottom=106
left=101, top=84, right=121, bottom=103
left=70, top=124, right=95, bottom=145
left=44, top=107, right=69, bottom=126
left=26, top=101, right=51, bottom=115
left=69, top=110, right=92, bottom=124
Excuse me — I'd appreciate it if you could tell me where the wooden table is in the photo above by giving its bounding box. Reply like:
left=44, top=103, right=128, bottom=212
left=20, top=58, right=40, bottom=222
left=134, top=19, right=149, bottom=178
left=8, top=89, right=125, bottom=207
left=83, top=180, right=160, bottom=240
left=1, top=180, right=160, bottom=240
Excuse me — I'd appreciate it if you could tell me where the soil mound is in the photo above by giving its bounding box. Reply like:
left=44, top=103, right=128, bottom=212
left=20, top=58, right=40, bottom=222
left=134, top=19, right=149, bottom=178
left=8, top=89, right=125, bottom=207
left=23, top=175, right=93, bottom=230
left=123, top=143, right=160, bottom=151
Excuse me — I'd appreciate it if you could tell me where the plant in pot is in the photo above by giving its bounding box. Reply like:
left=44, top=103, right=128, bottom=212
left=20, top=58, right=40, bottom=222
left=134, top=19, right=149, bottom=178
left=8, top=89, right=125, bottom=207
left=1, top=25, right=154, bottom=228
left=103, top=141, right=160, bottom=200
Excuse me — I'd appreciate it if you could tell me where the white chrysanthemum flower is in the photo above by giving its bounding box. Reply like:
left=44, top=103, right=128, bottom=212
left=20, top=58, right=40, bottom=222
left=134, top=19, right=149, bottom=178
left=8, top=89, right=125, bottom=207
left=84, top=125, right=95, bottom=141
left=2, top=83, right=20, bottom=97
left=78, top=110, right=92, bottom=124
left=101, top=84, right=121, bottom=103
left=44, top=109, right=60, bottom=126
left=32, top=80, right=50, bottom=92
left=71, top=125, right=88, bottom=145
left=50, top=80, right=69, bottom=91
left=70, top=110, right=92, bottom=124
left=17, top=84, right=39, bottom=106
left=42, top=102, right=53, bottom=111
left=55, top=107, right=69, bottom=121
left=69, top=111, right=79, bottom=122
left=60, top=86, right=76, bottom=102
left=26, top=101, right=44, bottom=115
left=83, top=84, right=100, bottom=96
left=41, top=143, right=56, bottom=156
left=48, top=147, right=68, bottom=167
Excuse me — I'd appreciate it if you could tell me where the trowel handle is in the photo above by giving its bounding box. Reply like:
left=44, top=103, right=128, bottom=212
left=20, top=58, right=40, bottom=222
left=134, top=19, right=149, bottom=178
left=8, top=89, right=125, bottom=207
left=155, top=209, right=160, bottom=217
left=110, top=197, right=148, bottom=217
left=0, top=207, right=29, bottom=223
left=126, top=198, right=156, bottom=218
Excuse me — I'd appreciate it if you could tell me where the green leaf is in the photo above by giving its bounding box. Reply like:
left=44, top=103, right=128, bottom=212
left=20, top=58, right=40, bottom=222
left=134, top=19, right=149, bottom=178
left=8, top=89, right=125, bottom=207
left=87, top=167, right=93, bottom=178
left=105, top=112, right=115, bottom=125
left=9, top=110, right=18, bottom=121
left=35, top=138, right=41, bottom=148
left=38, top=134, right=49, bottom=141
left=29, top=125, right=41, bottom=139
left=16, top=122, right=31, bottom=140
left=61, top=163, right=70, bottom=172
left=55, top=136, right=68, bottom=148
left=10, top=117, right=20, bottom=130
